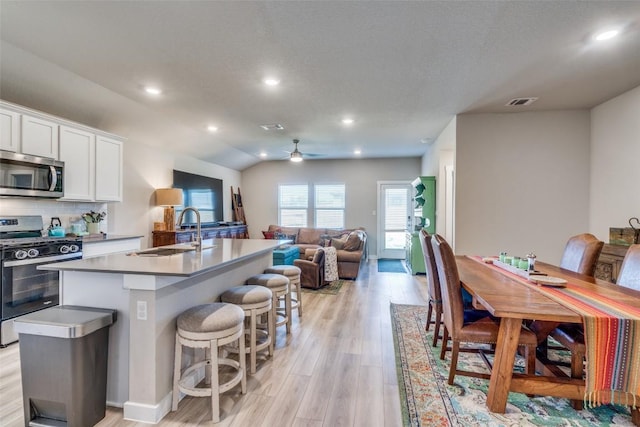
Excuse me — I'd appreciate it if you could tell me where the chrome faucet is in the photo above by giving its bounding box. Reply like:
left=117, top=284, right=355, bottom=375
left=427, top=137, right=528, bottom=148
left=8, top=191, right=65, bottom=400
left=177, top=207, right=202, bottom=252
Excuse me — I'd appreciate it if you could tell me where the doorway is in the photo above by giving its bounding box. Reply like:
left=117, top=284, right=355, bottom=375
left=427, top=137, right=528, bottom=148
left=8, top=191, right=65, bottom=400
left=377, top=182, right=412, bottom=259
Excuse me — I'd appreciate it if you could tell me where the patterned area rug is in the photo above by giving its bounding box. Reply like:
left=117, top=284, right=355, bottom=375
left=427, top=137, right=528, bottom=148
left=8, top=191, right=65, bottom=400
left=301, top=279, right=346, bottom=295
left=390, top=303, right=634, bottom=426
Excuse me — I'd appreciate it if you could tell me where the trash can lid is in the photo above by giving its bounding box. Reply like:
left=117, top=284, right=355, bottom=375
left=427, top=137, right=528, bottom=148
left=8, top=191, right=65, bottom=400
left=13, top=305, right=116, bottom=339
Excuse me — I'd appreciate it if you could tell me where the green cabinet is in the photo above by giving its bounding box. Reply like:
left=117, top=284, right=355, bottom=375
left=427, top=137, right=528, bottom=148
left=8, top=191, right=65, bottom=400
left=412, top=176, right=436, bottom=234
left=405, top=232, right=426, bottom=275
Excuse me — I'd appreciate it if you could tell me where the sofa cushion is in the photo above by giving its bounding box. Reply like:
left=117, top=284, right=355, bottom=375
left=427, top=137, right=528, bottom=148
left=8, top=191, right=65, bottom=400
left=298, top=228, right=324, bottom=244
left=297, top=243, right=321, bottom=256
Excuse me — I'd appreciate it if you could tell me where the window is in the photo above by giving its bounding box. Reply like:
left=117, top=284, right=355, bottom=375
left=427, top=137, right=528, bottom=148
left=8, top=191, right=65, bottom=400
left=278, top=183, right=346, bottom=228
left=315, top=184, right=345, bottom=228
left=279, top=184, right=308, bottom=227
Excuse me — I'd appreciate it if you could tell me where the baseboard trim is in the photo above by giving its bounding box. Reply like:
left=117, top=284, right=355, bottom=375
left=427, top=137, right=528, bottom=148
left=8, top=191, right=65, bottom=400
left=123, top=392, right=172, bottom=424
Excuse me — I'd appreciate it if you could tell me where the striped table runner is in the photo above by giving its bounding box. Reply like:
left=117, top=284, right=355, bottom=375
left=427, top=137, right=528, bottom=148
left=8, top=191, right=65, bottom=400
left=468, top=255, right=640, bottom=408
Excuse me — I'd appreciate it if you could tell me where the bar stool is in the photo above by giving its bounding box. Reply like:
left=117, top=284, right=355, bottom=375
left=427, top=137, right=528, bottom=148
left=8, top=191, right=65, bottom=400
left=172, top=303, right=246, bottom=422
left=264, top=265, right=303, bottom=317
left=246, top=273, right=291, bottom=334
left=220, top=285, right=274, bottom=374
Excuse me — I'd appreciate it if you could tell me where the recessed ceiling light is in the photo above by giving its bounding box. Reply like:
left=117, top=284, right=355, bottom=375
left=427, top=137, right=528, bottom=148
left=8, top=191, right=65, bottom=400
left=263, top=77, right=280, bottom=86
left=144, top=86, right=162, bottom=95
left=593, top=29, right=620, bottom=42
left=342, top=118, right=354, bottom=125
left=259, top=152, right=267, bottom=158
left=207, top=125, right=218, bottom=132
left=354, top=149, right=362, bottom=155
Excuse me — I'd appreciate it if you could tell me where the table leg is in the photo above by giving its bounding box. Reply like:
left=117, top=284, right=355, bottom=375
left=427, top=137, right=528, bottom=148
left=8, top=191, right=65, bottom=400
left=486, top=317, right=522, bottom=412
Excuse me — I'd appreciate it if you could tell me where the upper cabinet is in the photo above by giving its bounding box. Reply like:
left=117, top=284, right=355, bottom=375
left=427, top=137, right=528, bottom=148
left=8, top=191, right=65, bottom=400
left=0, top=108, right=20, bottom=152
left=95, top=136, right=123, bottom=202
left=21, top=114, right=59, bottom=159
left=1, top=100, right=125, bottom=202
left=59, top=126, right=95, bottom=201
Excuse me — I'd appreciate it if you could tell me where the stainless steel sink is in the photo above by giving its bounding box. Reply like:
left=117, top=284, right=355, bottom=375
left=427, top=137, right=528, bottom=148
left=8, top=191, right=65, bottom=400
left=128, top=247, right=195, bottom=257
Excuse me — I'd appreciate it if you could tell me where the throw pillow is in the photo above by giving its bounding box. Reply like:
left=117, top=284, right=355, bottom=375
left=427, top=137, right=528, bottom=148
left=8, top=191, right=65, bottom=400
left=331, top=236, right=347, bottom=250
left=262, top=230, right=276, bottom=239
left=275, top=232, right=297, bottom=244
left=320, top=234, right=332, bottom=247
left=343, top=231, right=362, bottom=251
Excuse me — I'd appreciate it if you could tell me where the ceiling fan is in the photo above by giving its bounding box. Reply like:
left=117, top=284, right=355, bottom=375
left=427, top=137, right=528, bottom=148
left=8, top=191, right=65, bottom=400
left=284, top=139, right=325, bottom=162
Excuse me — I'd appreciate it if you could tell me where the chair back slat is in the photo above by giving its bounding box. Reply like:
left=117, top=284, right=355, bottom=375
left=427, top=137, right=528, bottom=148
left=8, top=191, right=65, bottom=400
left=617, top=244, right=640, bottom=291
left=419, top=229, right=442, bottom=306
left=431, top=234, right=464, bottom=338
left=559, top=233, right=603, bottom=276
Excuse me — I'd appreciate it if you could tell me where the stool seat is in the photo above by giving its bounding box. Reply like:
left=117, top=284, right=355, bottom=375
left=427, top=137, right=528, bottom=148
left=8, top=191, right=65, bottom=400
left=220, top=285, right=272, bottom=306
left=221, top=285, right=274, bottom=374
left=172, top=302, right=246, bottom=422
left=265, top=265, right=303, bottom=318
left=177, top=303, right=245, bottom=340
left=265, top=265, right=301, bottom=277
left=246, top=273, right=289, bottom=289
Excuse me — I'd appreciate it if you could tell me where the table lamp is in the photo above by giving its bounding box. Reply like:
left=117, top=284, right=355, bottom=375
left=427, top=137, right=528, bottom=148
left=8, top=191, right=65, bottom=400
left=155, top=188, right=184, bottom=231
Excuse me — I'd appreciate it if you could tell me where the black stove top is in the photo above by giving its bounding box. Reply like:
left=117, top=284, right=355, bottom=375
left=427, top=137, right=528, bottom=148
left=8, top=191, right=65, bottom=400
left=0, top=215, right=81, bottom=248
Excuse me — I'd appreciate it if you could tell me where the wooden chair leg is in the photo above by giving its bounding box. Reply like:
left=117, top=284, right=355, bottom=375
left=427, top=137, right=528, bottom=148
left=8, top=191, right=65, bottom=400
left=448, top=341, right=460, bottom=385
left=432, top=310, right=442, bottom=347
left=425, top=302, right=434, bottom=332
left=440, top=327, right=449, bottom=360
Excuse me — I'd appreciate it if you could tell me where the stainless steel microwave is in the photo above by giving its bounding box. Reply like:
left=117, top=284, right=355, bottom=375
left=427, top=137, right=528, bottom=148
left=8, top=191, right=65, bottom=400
left=0, top=150, right=64, bottom=198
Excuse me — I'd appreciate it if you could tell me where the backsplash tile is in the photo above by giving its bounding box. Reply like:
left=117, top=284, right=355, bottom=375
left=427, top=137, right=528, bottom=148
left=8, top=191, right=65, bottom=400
left=0, top=198, right=109, bottom=233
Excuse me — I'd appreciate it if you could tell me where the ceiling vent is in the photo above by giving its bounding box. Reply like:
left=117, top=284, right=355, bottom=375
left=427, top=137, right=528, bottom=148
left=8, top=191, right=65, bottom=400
left=259, top=123, right=284, bottom=131
left=506, top=97, right=538, bottom=107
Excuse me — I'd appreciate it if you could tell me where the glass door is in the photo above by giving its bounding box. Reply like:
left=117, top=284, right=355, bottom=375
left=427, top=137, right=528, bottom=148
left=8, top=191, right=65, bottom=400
left=378, top=183, right=411, bottom=259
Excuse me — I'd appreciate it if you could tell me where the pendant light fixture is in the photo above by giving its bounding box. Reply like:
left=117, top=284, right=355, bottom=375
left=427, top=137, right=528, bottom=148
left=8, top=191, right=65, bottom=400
left=290, top=139, right=303, bottom=162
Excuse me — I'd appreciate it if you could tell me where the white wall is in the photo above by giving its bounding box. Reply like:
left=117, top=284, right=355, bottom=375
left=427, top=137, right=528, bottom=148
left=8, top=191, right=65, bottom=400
left=109, top=140, right=241, bottom=248
left=455, top=111, right=591, bottom=264
left=589, top=85, right=640, bottom=241
left=241, top=157, right=421, bottom=256
left=421, top=117, right=456, bottom=243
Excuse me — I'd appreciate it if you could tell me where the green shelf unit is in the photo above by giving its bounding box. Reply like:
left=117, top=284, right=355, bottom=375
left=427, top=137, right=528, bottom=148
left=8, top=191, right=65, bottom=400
left=411, top=176, right=436, bottom=235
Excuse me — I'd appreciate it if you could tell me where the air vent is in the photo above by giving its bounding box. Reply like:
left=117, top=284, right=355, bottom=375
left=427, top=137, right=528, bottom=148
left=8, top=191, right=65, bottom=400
left=259, top=123, right=284, bottom=131
left=506, top=97, right=538, bottom=107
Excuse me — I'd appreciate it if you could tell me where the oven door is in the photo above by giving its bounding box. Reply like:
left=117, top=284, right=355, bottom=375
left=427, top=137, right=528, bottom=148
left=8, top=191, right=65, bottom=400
left=1, top=252, right=80, bottom=320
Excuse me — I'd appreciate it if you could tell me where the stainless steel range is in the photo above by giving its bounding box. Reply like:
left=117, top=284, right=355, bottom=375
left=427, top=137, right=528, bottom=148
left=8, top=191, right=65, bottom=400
left=0, top=215, right=82, bottom=346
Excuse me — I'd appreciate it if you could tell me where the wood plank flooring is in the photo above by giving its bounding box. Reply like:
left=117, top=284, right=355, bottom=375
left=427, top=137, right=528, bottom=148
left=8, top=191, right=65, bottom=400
left=0, top=260, right=428, bottom=427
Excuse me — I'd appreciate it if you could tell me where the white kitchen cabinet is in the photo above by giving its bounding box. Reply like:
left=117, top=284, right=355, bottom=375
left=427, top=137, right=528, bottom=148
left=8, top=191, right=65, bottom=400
left=21, top=114, right=59, bottom=159
left=0, top=108, right=20, bottom=152
left=59, top=125, right=96, bottom=201
left=95, top=136, right=123, bottom=202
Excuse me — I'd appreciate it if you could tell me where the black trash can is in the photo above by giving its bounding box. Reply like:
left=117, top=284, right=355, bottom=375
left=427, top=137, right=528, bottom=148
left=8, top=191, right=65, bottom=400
left=13, top=306, right=117, bottom=427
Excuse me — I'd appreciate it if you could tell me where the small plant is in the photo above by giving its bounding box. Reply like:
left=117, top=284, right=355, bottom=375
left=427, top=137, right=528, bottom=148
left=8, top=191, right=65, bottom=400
left=82, top=211, right=106, bottom=223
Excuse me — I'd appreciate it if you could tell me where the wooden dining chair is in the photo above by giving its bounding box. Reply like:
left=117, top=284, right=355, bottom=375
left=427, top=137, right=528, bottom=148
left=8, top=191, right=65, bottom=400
left=617, top=244, right=640, bottom=291
left=430, top=234, right=537, bottom=385
left=546, top=233, right=603, bottom=408
left=419, top=229, right=443, bottom=346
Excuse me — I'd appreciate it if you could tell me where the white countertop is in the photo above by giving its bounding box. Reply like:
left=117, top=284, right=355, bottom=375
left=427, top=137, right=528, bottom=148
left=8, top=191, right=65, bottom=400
left=40, top=238, right=286, bottom=277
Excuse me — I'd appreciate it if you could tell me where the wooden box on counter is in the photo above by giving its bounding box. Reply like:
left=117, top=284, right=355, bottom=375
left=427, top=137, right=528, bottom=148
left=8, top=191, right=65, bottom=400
left=152, top=224, right=248, bottom=247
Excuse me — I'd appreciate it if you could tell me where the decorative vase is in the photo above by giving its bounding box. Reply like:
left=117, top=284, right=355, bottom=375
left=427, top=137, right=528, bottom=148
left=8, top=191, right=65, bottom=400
left=87, top=222, right=101, bottom=234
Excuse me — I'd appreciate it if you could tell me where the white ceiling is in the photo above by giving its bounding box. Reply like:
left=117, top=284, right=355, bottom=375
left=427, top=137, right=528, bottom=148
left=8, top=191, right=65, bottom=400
left=1, top=1, right=639, bottom=171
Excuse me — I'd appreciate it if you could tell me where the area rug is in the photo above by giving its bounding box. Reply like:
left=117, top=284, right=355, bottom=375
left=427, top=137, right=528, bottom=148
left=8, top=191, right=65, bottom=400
left=378, top=259, right=408, bottom=273
left=301, top=279, right=346, bottom=295
left=390, top=303, right=634, bottom=427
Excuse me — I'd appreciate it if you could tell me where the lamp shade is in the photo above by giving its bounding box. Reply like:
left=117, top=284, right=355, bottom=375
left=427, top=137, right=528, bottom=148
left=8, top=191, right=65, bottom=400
left=155, top=188, right=183, bottom=206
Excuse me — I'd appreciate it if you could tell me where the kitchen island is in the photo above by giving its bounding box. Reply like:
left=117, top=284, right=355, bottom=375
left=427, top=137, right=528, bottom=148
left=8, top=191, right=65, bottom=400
left=40, top=238, right=285, bottom=424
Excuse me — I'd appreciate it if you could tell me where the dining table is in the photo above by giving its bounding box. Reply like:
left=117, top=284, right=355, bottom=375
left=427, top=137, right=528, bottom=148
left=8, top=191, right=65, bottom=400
left=456, top=255, right=640, bottom=425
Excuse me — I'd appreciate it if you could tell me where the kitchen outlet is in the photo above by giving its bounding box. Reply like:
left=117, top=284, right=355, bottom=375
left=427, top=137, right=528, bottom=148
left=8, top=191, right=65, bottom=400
left=137, top=301, right=147, bottom=320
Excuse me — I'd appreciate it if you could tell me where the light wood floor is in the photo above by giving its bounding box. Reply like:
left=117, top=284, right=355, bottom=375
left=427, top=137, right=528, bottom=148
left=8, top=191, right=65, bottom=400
left=0, top=260, right=428, bottom=427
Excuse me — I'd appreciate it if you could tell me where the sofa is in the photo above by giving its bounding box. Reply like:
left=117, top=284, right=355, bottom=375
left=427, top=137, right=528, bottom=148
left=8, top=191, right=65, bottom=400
left=264, top=225, right=367, bottom=279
